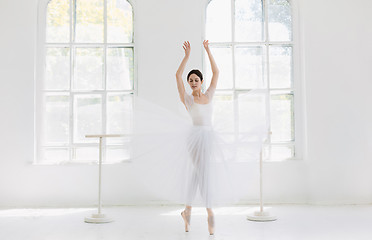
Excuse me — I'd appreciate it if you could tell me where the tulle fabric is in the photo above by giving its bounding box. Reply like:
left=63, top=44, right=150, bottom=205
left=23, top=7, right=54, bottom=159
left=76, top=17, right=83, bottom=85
left=128, top=89, right=269, bottom=208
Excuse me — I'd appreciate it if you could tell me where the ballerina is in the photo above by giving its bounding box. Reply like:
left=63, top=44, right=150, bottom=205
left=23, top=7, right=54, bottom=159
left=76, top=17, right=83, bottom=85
left=176, top=40, right=218, bottom=235
left=130, top=40, right=268, bottom=236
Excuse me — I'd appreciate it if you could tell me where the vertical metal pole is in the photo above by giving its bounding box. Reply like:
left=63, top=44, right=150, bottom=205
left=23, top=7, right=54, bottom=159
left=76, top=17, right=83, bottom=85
left=259, top=148, right=263, bottom=212
left=262, top=0, right=270, bottom=212
left=85, top=134, right=118, bottom=223
left=98, top=137, right=102, bottom=215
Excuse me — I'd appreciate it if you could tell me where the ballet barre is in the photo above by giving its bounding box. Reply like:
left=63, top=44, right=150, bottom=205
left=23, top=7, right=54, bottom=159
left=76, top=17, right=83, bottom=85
left=84, top=134, right=125, bottom=224
left=247, top=131, right=277, bottom=222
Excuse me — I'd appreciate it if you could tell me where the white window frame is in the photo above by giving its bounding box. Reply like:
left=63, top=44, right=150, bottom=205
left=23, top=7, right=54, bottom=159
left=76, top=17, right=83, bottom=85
left=202, top=0, right=304, bottom=161
left=34, top=0, right=137, bottom=165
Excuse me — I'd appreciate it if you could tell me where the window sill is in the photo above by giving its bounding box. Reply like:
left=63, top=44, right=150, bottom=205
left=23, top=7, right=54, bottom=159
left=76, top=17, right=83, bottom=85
left=31, top=159, right=133, bottom=166
left=263, top=157, right=304, bottom=163
left=31, top=157, right=304, bottom=166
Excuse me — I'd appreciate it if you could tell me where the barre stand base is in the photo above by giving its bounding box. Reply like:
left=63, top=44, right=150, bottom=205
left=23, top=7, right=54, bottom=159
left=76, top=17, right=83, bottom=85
left=247, top=210, right=277, bottom=222
left=84, top=213, right=114, bottom=223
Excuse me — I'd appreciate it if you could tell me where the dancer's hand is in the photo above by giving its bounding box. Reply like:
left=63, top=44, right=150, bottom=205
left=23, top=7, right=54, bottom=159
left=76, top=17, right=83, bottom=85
left=183, top=41, right=191, bottom=57
left=203, top=40, right=210, bottom=52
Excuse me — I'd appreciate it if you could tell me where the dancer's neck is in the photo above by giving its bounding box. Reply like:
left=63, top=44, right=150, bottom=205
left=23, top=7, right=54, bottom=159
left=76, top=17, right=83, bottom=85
left=192, top=89, right=202, bottom=98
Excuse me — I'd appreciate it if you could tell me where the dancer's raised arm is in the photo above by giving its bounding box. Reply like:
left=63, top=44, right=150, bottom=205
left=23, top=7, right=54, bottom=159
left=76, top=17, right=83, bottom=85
left=203, top=40, right=219, bottom=90
left=176, top=41, right=190, bottom=105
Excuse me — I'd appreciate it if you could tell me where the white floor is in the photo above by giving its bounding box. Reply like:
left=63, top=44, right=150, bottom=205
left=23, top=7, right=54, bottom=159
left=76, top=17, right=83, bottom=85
left=0, top=205, right=371, bottom=240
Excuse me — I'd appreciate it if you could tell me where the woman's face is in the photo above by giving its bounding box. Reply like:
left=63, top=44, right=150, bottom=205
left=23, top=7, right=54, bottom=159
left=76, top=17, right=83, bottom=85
left=188, top=73, right=202, bottom=91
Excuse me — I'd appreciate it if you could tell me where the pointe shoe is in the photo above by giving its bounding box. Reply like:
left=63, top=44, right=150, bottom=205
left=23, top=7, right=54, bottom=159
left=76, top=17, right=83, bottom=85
left=181, top=210, right=191, bottom=232
left=207, top=215, right=215, bottom=235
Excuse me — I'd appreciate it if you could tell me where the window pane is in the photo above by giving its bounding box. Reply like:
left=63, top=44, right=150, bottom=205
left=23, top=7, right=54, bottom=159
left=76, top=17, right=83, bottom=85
left=106, top=145, right=130, bottom=162
left=46, top=0, right=70, bottom=43
left=205, top=47, right=233, bottom=89
left=107, top=93, right=133, bottom=144
left=238, top=92, right=267, bottom=134
left=236, top=92, right=268, bottom=162
left=269, top=46, right=292, bottom=88
left=107, top=48, right=133, bottom=90
left=107, top=0, right=133, bottom=43
left=73, top=94, right=102, bottom=143
left=40, top=147, right=69, bottom=164
left=46, top=48, right=70, bottom=90
left=263, top=144, right=294, bottom=160
left=73, top=147, right=99, bottom=161
left=213, top=93, right=234, bottom=133
left=206, top=0, right=231, bottom=42
left=235, top=46, right=266, bottom=89
left=268, top=0, right=292, bottom=41
left=74, top=48, right=104, bottom=90
left=235, top=0, right=263, bottom=42
left=75, top=0, right=104, bottom=43
left=270, top=92, right=294, bottom=142
left=43, top=93, right=69, bottom=145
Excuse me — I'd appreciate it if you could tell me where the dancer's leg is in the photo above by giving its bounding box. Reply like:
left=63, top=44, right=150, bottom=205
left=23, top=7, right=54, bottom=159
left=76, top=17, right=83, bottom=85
left=181, top=205, right=192, bottom=232
left=183, top=162, right=197, bottom=232
left=206, top=208, right=213, bottom=216
left=186, top=169, right=198, bottom=206
left=206, top=208, right=214, bottom=235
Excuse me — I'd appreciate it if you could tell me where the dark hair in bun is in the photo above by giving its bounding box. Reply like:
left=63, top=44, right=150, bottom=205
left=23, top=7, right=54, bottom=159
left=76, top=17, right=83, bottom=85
left=187, top=69, right=203, bottom=82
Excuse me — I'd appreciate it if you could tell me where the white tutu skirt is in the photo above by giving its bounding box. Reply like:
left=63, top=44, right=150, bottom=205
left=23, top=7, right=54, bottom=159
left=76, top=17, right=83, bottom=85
left=128, top=91, right=269, bottom=208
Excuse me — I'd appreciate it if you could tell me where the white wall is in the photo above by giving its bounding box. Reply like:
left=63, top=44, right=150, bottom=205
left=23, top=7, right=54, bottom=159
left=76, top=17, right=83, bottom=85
left=301, top=0, right=372, bottom=204
left=0, top=0, right=371, bottom=208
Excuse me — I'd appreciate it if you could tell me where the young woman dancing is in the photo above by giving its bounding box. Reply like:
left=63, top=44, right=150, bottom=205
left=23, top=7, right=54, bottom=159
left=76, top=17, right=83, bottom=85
left=176, top=40, right=219, bottom=235
left=130, top=40, right=268, bottom=236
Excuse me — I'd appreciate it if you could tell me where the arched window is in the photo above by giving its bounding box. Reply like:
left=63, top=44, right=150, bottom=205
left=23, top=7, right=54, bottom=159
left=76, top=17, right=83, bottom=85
left=205, top=0, right=299, bottom=161
left=35, top=0, right=135, bottom=164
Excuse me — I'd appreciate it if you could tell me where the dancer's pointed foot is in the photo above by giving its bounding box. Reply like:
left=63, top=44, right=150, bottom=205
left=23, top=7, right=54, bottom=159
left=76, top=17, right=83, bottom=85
left=181, top=210, right=191, bottom=232
left=207, top=215, right=215, bottom=235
